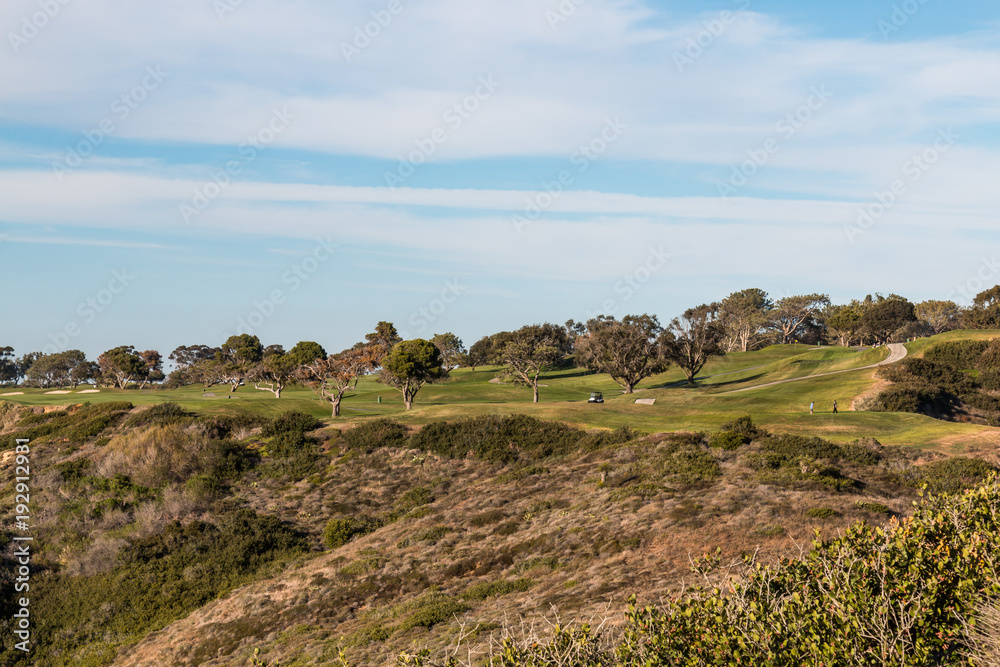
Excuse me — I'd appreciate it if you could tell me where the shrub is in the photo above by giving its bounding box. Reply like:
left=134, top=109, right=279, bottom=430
left=398, top=595, right=469, bottom=631
left=262, top=411, right=321, bottom=437
left=341, top=418, right=408, bottom=451
left=806, top=507, right=840, bottom=519
left=55, top=458, right=92, bottom=485
left=470, top=509, right=508, bottom=527
left=719, top=415, right=768, bottom=440
left=709, top=430, right=746, bottom=450
left=323, top=515, right=382, bottom=549
left=16, top=509, right=307, bottom=667
left=409, top=415, right=582, bottom=463
left=395, top=486, right=434, bottom=512
left=198, top=413, right=269, bottom=439
left=911, top=457, right=998, bottom=495
left=759, top=434, right=880, bottom=465
left=124, top=402, right=191, bottom=428
left=855, top=501, right=892, bottom=515
left=463, top=578, right=533, bottom=600
left=924, top=339, right=990, bottom=369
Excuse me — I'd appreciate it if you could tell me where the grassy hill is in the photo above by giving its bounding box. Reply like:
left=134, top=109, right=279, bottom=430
left=2, top=331, right=1000, bottom=666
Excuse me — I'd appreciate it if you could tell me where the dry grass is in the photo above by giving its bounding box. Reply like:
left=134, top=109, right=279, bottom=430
left=108, top=431, right=943, bottom=667
left=968, top=598, right=1000, bottom=667
left=98, top=423, right=217, bottom=487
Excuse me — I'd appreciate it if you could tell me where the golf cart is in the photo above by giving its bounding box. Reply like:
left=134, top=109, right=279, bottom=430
left=588, top=391, right=604, bottom=404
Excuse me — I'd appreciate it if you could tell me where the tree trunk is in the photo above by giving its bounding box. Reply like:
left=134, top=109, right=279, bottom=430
left=404, top=398, right=413, bottom=410
left=331, top=398, right=341, bottom=417
left=623, top=383, right=634, bottom=394
left=533, top=382, right=539, bottom=403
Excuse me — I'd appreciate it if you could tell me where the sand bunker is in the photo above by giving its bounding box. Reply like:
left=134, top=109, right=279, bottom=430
left=44, top=390, right=72, bottom=395
left=634, top=398, right=656, bottom=405
left=77, top=389, right=100, bottom=394
left=0, top=392, right=24, bottom=396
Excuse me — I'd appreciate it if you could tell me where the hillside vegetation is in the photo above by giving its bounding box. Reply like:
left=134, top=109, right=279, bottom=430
left=2, top=333, right=1000, bottom=666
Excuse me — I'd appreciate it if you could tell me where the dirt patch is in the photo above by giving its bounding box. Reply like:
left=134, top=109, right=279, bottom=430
left=851, top=379, right=889, bottom=411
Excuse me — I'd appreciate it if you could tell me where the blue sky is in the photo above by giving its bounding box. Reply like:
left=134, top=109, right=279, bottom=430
left=1, top=0, right=999, bottom=360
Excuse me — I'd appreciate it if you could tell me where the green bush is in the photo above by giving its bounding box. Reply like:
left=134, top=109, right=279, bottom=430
left=911, top=457, right=998, bottom=494
left=719, top=415, right=768, bottom=440
left=709, top=430, right=747, bottom=450
left=855, top=501, right=892, bottom=515
left=395, top=486, right=434, bottom=512
left=409, top=414, right=583, bottom=463
left=55, top=458, right=92, bottom=485
left=341, top=418, right=408, bottom=451
left=924, top=339, right=990, bottom=369
left=262, top=411, right=321, bottom=436
left=323, top=515, right=383, bottom=549
left=806, top=507, right=840, bottom=519
left=124, top=402, right=191, bottom=428
left=463, top=578, right=534, bottom=600
left=759, top=435, right=880, bottom=465
left=398, top=595, right=469, bottom=631
left=8, top=509, right=307, bottom=667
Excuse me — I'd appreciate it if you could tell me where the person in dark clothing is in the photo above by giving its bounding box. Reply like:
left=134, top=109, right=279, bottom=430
left=832, top=400, right=838, bottom=414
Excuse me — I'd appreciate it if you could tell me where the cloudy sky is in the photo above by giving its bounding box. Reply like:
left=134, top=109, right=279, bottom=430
left=2, top=0, right=999, bottom=359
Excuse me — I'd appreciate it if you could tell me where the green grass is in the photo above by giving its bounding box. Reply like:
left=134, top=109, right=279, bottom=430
left=4, top=331, right=1000, bottom=450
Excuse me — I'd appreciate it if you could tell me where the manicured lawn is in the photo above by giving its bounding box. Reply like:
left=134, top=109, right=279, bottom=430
left=4, top=331, right=1000, bottom=449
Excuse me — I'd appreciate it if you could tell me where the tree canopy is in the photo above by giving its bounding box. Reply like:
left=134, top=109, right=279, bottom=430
left=492, top=323, right=572, bottom=403
left=380, top=339, right=444, bottom=410
left=574, top=314, right=667, bottom=393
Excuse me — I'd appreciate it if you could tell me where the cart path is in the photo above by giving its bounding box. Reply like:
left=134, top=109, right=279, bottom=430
left=716, top=344, right=908, bottom=395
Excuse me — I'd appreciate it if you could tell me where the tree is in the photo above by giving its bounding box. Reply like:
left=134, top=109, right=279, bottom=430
left=466, top=336, right=495, bottom=371
left=217, top=334, right=264, bottom=393
left=287, top=341, right=327, bottom=366
left=300, top=347, right=370, bottom=417
left=167, top=344, right=220, bottom=387
left=98, top=346, right=146, bottom=389
left=249, top=345, right=298, bottom=399
left=16, top=352, right=42, bottom=386
left=493, top=323, right=572, bottom=403
left=0, top=347, right=18, bottom=385
left=574, top=314, right=668, bottom=393
left=826, top=303, right=866, bottom=347
left=860, top=298, right=917, bottom=345
left=915, top=300, right=961, bottom=335
left=364, top=321, right=402, bottom=369
left=663, top=304, right=726, bottom=386
left=380, top=339, right=444, bottom=410
left=963, top=286, right=1000, bottom=329
left=25, top=350, right=86, bottom=388
left=769, top=294, right=831, bottom=344
left=137, top=350, right=164, bottom=390
left=168, top=344, right=218, bottom=369
left=431, top=332, right=465, bottom=375
left=70, top=361, right=99, bottom=387
left=718, top=288, right=772, bottom=352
